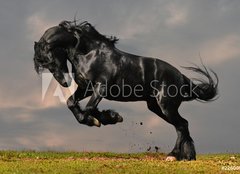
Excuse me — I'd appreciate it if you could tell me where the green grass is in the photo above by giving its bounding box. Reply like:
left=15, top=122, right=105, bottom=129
left=0, top=151, right=239, bottom=174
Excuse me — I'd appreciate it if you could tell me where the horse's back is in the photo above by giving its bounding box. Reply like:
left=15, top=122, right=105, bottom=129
left=115, top=49, right=184, bottom=86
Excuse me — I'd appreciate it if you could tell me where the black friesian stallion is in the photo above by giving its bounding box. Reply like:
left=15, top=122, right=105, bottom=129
left=34, top=21, right=218, bottom=161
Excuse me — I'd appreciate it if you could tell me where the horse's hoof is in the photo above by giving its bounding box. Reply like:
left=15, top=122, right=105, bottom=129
left=165, top=156, right=177, bottom=161
left=92, top=117, right=101, bottom=127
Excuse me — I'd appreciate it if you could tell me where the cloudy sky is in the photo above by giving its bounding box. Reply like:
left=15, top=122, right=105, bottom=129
left=0, top=0, right=240, bottom=154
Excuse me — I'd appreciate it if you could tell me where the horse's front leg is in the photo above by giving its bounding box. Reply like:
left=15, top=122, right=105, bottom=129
left=83, top=82, right=124, bottom=126
left=67, top=84, right=123, bottom=127
left=67, top=86, right=101, bottom=127
left=82, top=82, right=104, bottom=126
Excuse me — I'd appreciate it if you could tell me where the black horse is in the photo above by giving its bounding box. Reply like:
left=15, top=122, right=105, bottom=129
left=34, top=21, right=218, bottom=161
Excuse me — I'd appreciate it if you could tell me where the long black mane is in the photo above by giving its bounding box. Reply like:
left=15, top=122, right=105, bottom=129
left=59, top=20, right=119, bottom=46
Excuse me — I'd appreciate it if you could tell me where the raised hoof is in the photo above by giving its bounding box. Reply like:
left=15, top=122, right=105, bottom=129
left=92, top=117, right=101, bottom=127
left=85, top=116, right=101, bottom=127
left=100, top=110, right=123, bottom=125
left=165, top=156, right=177, bottom=161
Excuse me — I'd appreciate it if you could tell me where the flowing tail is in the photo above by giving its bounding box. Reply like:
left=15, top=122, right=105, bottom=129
left=181, top=63, right=219, bottom=102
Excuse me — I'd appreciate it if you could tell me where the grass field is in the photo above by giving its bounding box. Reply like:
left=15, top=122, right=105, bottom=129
left=0, top=151, right=239, bottom=174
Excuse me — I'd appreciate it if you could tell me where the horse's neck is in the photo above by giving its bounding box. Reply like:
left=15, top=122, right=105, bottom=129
left=70, top=42, right=111, bottom=68
left=82, top=37, right=112, bottom=52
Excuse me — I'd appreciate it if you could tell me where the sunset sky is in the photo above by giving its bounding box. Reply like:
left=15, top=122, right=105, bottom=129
left=0, top=0, right=240, bottom=153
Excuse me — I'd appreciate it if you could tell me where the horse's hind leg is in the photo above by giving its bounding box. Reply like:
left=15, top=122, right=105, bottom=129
left=146, top=98, right=196, bottom=161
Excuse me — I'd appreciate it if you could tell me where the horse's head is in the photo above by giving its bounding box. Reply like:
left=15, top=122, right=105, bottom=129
left=34, top=26, right=77, bottom=87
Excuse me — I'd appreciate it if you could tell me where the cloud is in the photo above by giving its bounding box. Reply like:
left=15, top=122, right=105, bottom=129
left=115, top=5, right=162, bottom=39
left=16, top=132, right=66, bottom=149
left=200, top=34, right=240, bottom=64
left=165, top=2, right=189, bottom=27
left=26, top=12, right=57, bottom=41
